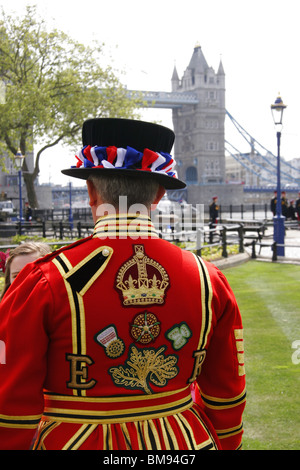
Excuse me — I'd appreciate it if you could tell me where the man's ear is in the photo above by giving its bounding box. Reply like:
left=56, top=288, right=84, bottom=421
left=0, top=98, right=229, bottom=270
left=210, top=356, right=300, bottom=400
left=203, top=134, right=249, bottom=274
left=151, top=185, right=166, bottom=211
left=86, top=180, right=98, bottom=207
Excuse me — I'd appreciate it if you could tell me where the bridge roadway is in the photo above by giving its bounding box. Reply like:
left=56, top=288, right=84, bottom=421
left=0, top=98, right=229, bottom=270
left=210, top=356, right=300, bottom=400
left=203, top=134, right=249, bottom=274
left=126, top=90, right=199, bottom=108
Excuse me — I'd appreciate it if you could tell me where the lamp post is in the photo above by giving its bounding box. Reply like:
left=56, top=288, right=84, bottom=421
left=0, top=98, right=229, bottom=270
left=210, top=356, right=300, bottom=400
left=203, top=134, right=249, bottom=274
left=15, top=149, right=25, bottom=222
left=271, top=94, right=287, bottom=257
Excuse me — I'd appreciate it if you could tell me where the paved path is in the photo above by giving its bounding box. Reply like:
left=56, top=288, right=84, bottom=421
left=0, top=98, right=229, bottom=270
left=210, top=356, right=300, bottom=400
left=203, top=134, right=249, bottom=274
left=258, top=226, right=300, bottom=264
left=213, top=226, right=300, bottom=270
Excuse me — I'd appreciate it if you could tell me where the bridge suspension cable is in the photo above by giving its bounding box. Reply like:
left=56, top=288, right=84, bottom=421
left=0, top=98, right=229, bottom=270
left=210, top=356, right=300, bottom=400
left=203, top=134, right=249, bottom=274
left=225, top=140, right=275, bottom=184
left=125, top=90, right=299, bottom=184
left=226, top=110, right=300, bottom=179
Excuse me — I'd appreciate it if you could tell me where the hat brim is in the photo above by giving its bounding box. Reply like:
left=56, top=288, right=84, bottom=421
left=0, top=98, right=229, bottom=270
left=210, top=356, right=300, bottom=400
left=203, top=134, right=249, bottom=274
left=61, top=167, right=186, bottom=190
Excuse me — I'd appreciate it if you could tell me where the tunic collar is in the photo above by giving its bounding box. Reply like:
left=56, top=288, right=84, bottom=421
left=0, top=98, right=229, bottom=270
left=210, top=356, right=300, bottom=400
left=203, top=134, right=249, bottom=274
left=93, top=213, right=159, bottom=239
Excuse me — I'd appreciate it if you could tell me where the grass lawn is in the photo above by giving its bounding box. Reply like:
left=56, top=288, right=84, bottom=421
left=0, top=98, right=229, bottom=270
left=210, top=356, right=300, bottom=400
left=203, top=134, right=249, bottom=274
left=224, top=260, right=300, bottom=450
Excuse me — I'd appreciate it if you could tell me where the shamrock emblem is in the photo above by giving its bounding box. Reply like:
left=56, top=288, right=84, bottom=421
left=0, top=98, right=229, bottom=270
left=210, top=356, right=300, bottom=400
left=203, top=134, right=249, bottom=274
left=165, top=322, right=192, bottom=350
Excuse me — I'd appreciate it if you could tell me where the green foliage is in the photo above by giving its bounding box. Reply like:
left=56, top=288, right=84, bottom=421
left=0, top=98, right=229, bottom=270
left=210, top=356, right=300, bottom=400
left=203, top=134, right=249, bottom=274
left=0, top=234, right=77, bottom=256
left=225, top=261, right=300, bottom=450
left=173, top=240, right=239, bottom=260
left=0, top=5, right=138, bottom=153
left=0, top=5, right=140, bottom=206
left=11, top=234, right=73, bottom=243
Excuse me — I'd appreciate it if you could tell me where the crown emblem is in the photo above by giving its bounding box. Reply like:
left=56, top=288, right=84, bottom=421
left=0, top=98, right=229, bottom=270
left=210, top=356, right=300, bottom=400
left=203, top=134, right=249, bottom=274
left=115, top=245, right=169, bottom=306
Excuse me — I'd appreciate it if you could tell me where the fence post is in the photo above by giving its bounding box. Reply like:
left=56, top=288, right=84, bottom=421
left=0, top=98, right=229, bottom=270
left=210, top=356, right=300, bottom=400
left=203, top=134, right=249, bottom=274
left=272, top=242, right=277, bottom=261
left=209, top=224, right=213, bottom=244
left=196, top=228, right=202, bottom=257
left=77, top=221, right=81, bottom=239
left=170, top=210, right=175, bottom=239
left=158, top=211, right=163, bottom=238
left=221, top=227, right=228, bottom=258
left=42, top=220, right=46, bottom=238
left=181, top=205, right=185, bottom=232
left=69, top=221, right=73, bottom=239
left=238, top=225, right=244, bottom=253
left=59, top=221, right=63, bottom=239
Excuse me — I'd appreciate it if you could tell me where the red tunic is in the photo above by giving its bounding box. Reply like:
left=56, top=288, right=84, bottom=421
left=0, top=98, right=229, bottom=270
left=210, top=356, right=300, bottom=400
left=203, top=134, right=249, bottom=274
left=0, top=214, right=246, bottom=450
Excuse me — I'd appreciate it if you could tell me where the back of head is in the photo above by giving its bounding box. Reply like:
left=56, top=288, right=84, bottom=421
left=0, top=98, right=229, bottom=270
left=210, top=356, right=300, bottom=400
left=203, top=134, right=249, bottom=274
left=9, top=241, right=51, bottom=259
left=0, top=242, right=51, bottom=300
left=88, top=174, right=160, bottom=210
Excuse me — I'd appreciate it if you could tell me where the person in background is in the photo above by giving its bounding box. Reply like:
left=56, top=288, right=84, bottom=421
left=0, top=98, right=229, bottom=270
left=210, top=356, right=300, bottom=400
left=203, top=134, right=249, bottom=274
left=295, top=191, right=300, bottom=224
left=270, top=190, right=277, bottom=216
left=0, top=241, right=51, bottom=300
left=281, top=191, right=288, bottom=218
left=25, top=203, right=33, bottom=222
left=209, top=196, right=219, bottom=243
left=0, top=119, right=245, bottom=451
left=286, top=200, right=296, bottom=221
left=209, top=196, right=219, bottom=229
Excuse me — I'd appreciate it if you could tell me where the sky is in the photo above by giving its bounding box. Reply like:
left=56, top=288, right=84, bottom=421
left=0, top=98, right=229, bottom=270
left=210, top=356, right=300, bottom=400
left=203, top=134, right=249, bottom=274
left=1, top=0, right=300, bottom=186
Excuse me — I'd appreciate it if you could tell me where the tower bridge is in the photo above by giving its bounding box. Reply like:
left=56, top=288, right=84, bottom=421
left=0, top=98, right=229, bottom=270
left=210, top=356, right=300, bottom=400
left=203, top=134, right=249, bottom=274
left=53, top=45, right=299, bottom=207
left=127, top=43, right=299, bottom=205
left=125, top=91, right=300, bottom=190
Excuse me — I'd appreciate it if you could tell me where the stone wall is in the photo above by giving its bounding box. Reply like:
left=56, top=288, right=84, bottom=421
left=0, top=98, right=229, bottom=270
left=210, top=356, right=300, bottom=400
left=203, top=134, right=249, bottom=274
left=186, top=183, right=244, bottom=206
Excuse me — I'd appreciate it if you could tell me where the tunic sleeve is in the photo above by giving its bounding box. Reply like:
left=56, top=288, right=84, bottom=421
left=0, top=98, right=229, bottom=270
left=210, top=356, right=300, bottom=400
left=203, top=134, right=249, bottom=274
left=0, top=263, right=53, bottom=450
left=195, top=261, right=246, bottom=450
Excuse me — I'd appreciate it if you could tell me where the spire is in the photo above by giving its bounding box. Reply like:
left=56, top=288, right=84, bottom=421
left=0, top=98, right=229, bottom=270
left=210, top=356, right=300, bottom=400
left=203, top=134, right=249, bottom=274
left=188, top=43, right=209, bottom=73
left=171, top=62, right=180, bottom=91
left=171, top=64, right=179, bottom=81
left=217, top=57, right=225, bottom=75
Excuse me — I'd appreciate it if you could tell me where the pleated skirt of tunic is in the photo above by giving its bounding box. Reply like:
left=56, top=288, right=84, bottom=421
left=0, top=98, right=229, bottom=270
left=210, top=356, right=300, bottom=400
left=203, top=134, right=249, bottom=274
left=32, top=392, right=221, bottom=450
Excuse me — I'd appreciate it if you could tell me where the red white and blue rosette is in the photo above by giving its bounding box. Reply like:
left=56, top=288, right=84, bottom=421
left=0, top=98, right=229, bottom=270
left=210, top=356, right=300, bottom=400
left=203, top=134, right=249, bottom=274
left=74, top=145, right=178, bottom=180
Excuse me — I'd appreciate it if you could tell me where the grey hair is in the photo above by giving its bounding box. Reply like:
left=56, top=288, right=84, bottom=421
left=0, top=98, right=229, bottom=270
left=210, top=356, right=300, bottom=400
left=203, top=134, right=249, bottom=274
left=88, top=174, right=160, bottom=209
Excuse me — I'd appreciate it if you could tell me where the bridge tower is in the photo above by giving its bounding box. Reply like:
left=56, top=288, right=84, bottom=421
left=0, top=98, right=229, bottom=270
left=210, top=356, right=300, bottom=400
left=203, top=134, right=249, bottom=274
left=171, top=45, right=233, bottom=204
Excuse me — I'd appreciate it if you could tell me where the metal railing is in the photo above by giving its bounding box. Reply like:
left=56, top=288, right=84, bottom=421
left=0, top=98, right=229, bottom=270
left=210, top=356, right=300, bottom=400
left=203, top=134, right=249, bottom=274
left=0, top=205, right=299, bottom=262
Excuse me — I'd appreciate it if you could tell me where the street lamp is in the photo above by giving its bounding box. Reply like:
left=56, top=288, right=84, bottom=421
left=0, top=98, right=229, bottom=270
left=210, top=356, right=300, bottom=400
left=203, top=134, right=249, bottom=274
left=271, top=94, right=287, bottom=256
left=14, top=149, right=25, bottom=222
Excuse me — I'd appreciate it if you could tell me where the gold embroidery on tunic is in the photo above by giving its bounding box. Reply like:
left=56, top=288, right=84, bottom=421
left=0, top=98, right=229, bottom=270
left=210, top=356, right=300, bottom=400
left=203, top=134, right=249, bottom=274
left=115, top=245, right=169, bottom=306
left=109, top=345, right=178, bottom=394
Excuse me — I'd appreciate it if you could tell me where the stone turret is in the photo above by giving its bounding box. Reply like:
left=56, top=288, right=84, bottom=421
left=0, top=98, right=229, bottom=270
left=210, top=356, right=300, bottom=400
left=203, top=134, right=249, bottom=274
left=170, top=45, right=242, bottom=205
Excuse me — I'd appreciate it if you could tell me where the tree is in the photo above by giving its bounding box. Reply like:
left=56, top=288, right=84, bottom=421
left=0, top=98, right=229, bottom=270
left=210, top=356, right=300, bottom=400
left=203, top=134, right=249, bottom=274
left=0, top=5, right=139, bottom=208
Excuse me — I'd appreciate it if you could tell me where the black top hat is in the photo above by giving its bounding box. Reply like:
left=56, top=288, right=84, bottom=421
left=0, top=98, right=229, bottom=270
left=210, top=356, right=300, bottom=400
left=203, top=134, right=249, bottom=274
left=61, top=118, right=186, bottom=189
